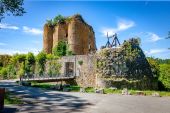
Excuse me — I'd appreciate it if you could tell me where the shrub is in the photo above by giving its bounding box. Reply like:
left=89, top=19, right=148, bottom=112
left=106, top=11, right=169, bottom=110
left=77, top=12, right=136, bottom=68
left=159, top=64, right=170, bottom=90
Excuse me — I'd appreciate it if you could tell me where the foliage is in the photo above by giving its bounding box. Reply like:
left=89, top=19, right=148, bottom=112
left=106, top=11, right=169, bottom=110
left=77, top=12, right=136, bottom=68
left=122, top=38, right=141, bottom=61
left=0, top=0, right=25, bottom=22
left=0, top=55, right=11, bottom=67
left=147, top=57, right=160, bottom=78
left=0, top=67, right=7, bottom=79
left=17, top=62, right=25, bottom=78
left=6, top=64, right=17, bottom=79
left=25, top=52, right=35, bottom=76
left=36, top=52, right=47, bottom=76
left=53, top=41, right=67, bottom=57
left=53, top=14, right=66, bottom=25
left=46, top=59, right=61, bottom=77
left=78, top=60, right=83, bottom=65
left=46, top=15, right=66, bottom=26
left=151, top=58, right=170, bottom=64
left=159, top=64, right=170, bottom=90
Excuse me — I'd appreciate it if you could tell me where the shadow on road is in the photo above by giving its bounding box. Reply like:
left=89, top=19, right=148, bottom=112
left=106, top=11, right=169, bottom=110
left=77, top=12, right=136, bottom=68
left=0, top=81, right=93, bottom=113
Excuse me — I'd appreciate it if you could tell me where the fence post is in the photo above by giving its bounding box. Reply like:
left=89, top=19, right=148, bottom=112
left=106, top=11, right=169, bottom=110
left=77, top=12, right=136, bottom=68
left=0, top=88, right=5, bottom=111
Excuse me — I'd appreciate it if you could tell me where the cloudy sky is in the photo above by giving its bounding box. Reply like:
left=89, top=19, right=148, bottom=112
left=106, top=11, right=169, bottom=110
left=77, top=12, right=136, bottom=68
left=0, top=1, right=170, bottom=59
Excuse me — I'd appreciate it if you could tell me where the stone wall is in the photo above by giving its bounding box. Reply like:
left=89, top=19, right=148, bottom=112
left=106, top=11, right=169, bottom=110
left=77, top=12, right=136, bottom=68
left=60, top=55, right=96, bottom=87
left=43, top=24, right=53, bottom=54
left=43, top=14, right=97, bottom=55
left=96, top=77, right=158, bottom=90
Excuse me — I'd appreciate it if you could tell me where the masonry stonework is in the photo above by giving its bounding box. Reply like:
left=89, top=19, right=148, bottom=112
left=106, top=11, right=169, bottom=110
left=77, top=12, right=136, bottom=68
left=60, top=55, right=96, bottom=87
left=43, top=15, right=97, bottom=55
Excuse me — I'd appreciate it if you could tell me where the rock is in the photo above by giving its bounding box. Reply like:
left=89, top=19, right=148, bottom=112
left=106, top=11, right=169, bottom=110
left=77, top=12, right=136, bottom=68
left=95, top=88, right=104, bottom=94
left=152, top=92, right=160, bottom=97
left=80, top=88, right=85, bottom=93
left=109, top=87, right=117, bottom=90
left=122, top=88, right=129, bottom=95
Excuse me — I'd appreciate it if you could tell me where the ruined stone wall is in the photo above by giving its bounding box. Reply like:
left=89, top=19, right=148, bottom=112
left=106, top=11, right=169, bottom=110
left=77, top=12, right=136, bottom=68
left=43, top=15, right=96, bottom=55
left=60, top=55, right=96, bottom=87
left=43, top=24, right=53, bottom=54
left=53, top=23, right=68, bottom=48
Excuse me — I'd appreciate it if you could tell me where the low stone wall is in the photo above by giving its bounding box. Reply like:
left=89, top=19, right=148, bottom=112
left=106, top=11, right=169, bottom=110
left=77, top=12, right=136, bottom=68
left=96, top=77, right=158, bottom=90
left=60, top=55, right=96, bottom=87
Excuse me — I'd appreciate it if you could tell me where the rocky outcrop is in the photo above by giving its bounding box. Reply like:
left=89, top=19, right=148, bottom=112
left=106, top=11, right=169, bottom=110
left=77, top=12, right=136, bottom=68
left=43, top=14, right=96, bottom=55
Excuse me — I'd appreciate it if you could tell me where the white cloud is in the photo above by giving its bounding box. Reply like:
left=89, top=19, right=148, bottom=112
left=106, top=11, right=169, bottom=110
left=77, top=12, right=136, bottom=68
left=23, top=26, right=42, bottom=35
left=0, top=48, right=40, bottom=55
left=101, top=18, right=135, bottom=37
left=144, top=49, right=168, bottom=55
left=133, top=32, right=162, bottom=42
left=0, top=23, right=19, bottom=30
left=147, top=32, right=162, bottom=42
left=0, top=42, right=7, bottom=46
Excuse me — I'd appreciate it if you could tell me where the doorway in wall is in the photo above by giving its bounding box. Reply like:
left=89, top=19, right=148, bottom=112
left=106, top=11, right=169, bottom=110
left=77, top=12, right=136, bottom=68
left=65, top=62, right=74, bottom=76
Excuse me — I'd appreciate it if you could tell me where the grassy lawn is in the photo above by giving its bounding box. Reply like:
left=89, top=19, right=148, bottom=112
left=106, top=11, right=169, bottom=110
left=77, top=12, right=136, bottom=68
left=29, top=82, right=170, bottom=97
left=4, top=91, right=23, bottom=105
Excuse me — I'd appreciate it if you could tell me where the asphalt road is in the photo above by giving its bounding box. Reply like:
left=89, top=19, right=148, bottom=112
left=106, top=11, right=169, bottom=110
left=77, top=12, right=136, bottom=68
left=0, top=80, right=170, bottom=113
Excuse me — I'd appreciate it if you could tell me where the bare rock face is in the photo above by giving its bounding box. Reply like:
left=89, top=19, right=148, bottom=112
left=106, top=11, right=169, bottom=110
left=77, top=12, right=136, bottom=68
left=43, top=24, right=53, bottom=54
left=43, top=14, right=97, bottom=55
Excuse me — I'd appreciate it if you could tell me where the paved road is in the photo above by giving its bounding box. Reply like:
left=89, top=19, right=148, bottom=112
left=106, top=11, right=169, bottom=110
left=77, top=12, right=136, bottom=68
left=0, top=80, right=170, bottom=113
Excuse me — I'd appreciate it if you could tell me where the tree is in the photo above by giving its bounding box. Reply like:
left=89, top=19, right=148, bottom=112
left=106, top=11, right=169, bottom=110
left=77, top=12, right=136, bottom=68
left=0, top=67, right=7, bottom=79
left=18, top=62, right=25, bottom=84
left=53, top=41, right=67, bottom=57
left=159, top=64, right=170, bottom=90
left=36, top=52, right=46, bottom=76
left=25, top=52, right=35, bottom=77
left=0, top=0, right=25, bottom=22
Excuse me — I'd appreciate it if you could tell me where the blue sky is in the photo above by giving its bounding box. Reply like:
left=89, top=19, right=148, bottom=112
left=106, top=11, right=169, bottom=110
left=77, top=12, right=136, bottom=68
left=0, top=1, right=170, bottom=59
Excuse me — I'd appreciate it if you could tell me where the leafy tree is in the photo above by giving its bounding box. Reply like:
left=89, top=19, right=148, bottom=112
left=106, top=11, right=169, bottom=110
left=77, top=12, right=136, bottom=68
left=159, top=64, right=170, bottom=90
left=0, top=55, right=11, bottom=67
left=16, top=54, right=26, bottom=63
left=0, top=0, right=25, bottom=22
left=36, top=52, right=46, bottom=76
left=18, top=62, right=25, bottom=83
left=25, top=52, right=35, bottom=77
left=6, top=64, right=16, bottom=79
left=53, top=41, right=67, bottom=57
left=0, top=67, right=7, bottom=79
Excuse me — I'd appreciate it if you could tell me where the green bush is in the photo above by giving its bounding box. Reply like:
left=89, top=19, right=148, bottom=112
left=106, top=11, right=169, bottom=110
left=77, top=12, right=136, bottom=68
left=159, top=64, right=170, bottom=90
left=0, top=67, right=7, bottom=79
left=53, top=41, right=67, bottom=57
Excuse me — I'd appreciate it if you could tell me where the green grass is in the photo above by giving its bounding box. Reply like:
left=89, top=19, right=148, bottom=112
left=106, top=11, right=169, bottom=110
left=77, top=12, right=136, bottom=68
left=85, top=87, right=95, bottom=93
left=4, top=92, right=23, bottom=105
left=69, top=86, right=80, bottom=92
left=31, top=82, right=55, bottom=89
left=104, top=88, right=170, bottom=96
left=29, top=82, right=170, bottom=96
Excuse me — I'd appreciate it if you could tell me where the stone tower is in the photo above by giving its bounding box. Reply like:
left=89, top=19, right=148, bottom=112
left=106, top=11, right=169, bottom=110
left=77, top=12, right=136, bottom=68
left=43, top=14, right=96, bottom=55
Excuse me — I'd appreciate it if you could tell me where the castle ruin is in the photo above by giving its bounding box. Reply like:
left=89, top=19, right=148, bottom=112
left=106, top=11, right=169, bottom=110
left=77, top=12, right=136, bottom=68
left=43, top=14, right=97, bottom=55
